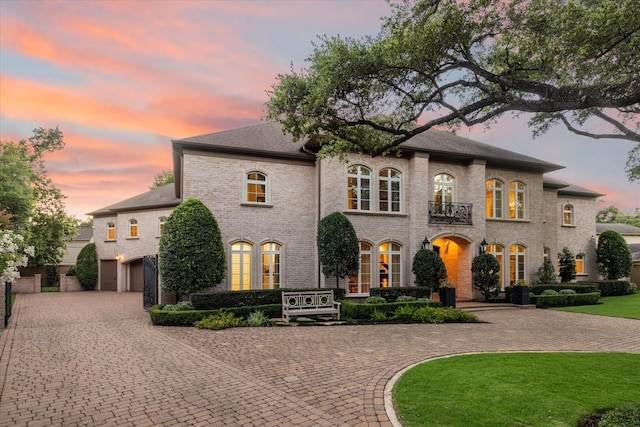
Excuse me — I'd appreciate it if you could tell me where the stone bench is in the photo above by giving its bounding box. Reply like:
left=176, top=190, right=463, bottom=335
left=281, top=290, right=341, bottom=324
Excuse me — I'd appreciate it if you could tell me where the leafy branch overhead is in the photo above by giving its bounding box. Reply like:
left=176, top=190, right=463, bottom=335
left=266, top=0, right=640, bottom=178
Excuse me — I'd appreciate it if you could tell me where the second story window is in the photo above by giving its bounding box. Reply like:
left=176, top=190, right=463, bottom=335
left=563, top=204, right=574, bottom=226
left=347, top=165, right=371, bottom=211
left=434, top=173, right=454, bottom=213
left=128, top=219, right=138, bottom=238
left=246, top=171, right=267, bottom=203
left=509, top=181, right=526, bottom=219
left=379, top=168, right=401, bottom=213
left=107, top=222, right=116, bottom=241
left=486, top=179, right=503, bottom=218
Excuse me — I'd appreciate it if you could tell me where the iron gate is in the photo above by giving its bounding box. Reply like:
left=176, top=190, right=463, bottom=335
left=143, top=255, right=158, bottom=309
left=4, top=281, right=11, bottom=327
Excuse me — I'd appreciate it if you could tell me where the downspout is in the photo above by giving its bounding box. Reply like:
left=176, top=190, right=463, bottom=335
left=302, top=141, right=322, bottom=289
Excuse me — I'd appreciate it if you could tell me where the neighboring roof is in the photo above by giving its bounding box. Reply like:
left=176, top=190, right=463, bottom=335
left=172, top=122, right=565, bottom=175
left=88, top=184, right=181, bottom=217
left=596, top=223, right=640, bottom=235
left=76, top=226, right=93, bottom=240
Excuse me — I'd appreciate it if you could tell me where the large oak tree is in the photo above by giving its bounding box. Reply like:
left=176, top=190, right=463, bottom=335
left=267, top=0, right=640, bottom=178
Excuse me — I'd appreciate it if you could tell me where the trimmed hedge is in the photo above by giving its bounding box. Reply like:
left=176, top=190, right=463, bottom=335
left=530, top=284, right=599, bottom=295
left=369, top=287, right=433, bottom=302
left=533, top=292, right=601, bottom=308
left=149, top=304, right=282, bottom=326
left=149, top=305, right=218, bottom=326
left=190, top=288, right=346, bottom=310
left=589, top=280, right=635, bottom=296
left=341, top=300, right=440, bottom=319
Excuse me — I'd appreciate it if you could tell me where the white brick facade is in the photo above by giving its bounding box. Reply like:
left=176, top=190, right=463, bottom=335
left=90, top=124, right=602, bottom=300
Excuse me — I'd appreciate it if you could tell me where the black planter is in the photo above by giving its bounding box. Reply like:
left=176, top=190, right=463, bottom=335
left=511, top=286, right=530, bottom=305
left=439, top=287, right=456, bottom=308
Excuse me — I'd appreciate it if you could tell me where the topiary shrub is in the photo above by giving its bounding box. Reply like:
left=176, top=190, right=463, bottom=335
left=396, top=295, right=416, bottom=302
left=159, top=199, right=225, bottom=298
left=162, top=301, right=194, bottom=311
left=471, top=253, right=501, bottom=301
left=412, top=248, right=447, bottom=297
left=558, top=247, right=576, bottom=283
left=316, top=212, right=359, bottom=288
left=559, top=289, right=576, bottom=295
left=541, top=289, right=559, bottom=296
left=411, top=307, right=478, bottom=324
left=597, top=230, right=633, bottom=279
left=76, top=242, right=98, bottom=290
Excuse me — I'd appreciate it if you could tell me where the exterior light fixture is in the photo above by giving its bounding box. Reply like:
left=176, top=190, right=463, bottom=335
left=479, top=238, right=488, bottom=254
left=422, top=236, right=430, bottom=250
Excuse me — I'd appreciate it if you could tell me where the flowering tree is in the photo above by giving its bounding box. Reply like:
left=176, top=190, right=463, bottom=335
left=1, top=230, right=35, bottom=283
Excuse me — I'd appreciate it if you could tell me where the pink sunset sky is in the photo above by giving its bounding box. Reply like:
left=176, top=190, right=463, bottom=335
left=1, top=0, right=638, bottom=220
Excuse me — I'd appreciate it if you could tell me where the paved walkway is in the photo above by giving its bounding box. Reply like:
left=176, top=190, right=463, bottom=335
left=1, top=293, right=639, bottom=427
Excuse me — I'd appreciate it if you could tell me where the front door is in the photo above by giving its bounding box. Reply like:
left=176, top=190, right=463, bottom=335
left=100, top=260, right=117, bottom=291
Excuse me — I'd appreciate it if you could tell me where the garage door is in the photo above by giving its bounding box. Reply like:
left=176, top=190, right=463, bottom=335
left=100, top=260, right=117, bottom=291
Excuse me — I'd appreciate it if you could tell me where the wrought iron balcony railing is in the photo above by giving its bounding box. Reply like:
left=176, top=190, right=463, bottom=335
left=428, top=201, right=473, bottom=225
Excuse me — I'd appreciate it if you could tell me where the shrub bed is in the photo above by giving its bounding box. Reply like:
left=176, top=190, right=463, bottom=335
left=149, top=303, right=282, bottom=326
left=533, top=292, right=601, bottom=308
left=341, top=299, right=440, bottom=319
left=190, top=288, right=346, bottom=310
left=369, top=287, right=433, bottom=302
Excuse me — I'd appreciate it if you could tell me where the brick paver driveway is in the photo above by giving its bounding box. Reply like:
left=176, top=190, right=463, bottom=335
left=1, top=292, right=639, bottom=426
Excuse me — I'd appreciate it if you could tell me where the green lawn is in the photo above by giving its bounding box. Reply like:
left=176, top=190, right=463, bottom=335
left=393, top=352, right=640, bottom=427
left=552, top=292, right=640, bottom=319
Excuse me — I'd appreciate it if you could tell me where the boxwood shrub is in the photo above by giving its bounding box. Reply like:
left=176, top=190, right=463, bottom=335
left=369, top=287, right=433, bottom=302
left=530, top=284, right=598, bottom=295
left=190, top=288, right=346, bottom=310
left=341, top=300, right=440, bottom=320
left=533, top=291, right=601, bottom=308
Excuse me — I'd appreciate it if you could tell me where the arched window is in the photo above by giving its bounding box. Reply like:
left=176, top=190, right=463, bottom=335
left=485, top=179, right=503, bottom=218
left=563, top=204, right=574, bottom=226
left=509, top=244, right=526, bottom=285
left=509, top=181, right=526, bottom=219
left=379, top=168, right=401, bottom=213
left=261, top=242, right=281, bottom=289
left=349, top=242, right=371, bottom=295
left=543, top=247, right=550, bottom=262
left=434, top=173, right=454, bottom=213
left=246, top=171, right=267, bottom=203
left=487, top=244, right=505, bottom=289
left=107, top=222, right=116, bottom=240
left=128, top=219, right=138, bottom=238
left=347, top=165, right=371, bottom=211
left=379, top=241, right=402, bottom=287
left=231, top=242, right=252, bottom=291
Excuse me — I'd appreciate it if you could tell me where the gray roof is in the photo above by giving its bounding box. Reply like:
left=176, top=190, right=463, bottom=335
left=88, top=184, right=180, bottom=217
left=173, top=122, right=565, bottom=174
left=76, top=226, right=93, bottom=241
left=596, top=223, right=640, bottom=235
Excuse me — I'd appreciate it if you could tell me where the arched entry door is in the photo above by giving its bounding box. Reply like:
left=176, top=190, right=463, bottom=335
left=431, top=236, right=472, bottom=300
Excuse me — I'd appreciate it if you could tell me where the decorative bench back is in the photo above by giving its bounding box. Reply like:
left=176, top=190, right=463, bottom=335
left=282, top=291, right=335, bottom=309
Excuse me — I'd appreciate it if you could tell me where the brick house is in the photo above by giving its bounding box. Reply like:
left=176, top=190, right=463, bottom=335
left=90, top=123, right=603, bottom=300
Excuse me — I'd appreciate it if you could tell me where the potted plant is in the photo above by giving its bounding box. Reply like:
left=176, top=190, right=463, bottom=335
left=438, top=281, right=456, bottom=308
left=512, top=280, right=531, bottom=305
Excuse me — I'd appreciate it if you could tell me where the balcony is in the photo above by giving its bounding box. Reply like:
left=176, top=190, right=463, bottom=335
left=428, top=201, right=473, bottom=225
